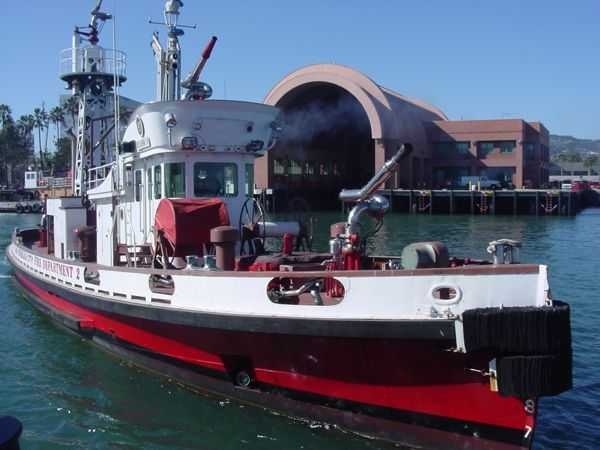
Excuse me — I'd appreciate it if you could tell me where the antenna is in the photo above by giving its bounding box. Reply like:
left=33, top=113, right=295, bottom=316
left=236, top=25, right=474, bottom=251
left=76, top=0, right=112, bottom=45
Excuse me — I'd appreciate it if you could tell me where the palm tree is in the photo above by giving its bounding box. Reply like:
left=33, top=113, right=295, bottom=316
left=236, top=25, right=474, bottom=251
left=42, top=108, right=50, bottom=158
left=62, top=96, right=79, bottom=134
left=0, top=104, right=12, bottom=127
left=49, top=106, right=65, bottom=147
left=33, top=107, right=46, bottom=170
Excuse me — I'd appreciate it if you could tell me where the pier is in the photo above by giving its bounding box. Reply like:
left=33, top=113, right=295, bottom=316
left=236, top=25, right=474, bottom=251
left=377, top=189, right=586, bottom=216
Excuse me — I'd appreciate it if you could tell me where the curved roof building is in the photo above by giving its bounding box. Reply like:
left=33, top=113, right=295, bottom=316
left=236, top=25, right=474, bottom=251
left=255, top=64, right=548, bottom=208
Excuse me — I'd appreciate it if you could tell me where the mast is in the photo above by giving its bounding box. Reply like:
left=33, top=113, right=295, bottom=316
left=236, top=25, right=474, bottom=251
left=60, top=0, right=127, bottom=197
left=150, top=1, right=196, bottom=102
left=150, top=1, right=216, bottom=102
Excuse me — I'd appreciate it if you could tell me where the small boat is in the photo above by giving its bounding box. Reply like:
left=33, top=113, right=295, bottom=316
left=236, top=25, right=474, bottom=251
left=7, top=2, right=572, bottom=448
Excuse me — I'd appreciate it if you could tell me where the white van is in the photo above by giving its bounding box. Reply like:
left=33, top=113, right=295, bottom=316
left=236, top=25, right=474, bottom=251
left=459, top=176, right=502, bottom=189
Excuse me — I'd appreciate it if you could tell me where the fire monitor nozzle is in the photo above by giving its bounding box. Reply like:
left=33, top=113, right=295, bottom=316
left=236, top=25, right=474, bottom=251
left=339, top=143, right=412, bottom=203
left=182, top=36, right=218, bottom=89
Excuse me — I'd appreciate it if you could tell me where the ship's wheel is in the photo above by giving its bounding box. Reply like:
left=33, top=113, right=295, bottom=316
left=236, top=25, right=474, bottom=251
left=239, top=197, right=266, bottom=255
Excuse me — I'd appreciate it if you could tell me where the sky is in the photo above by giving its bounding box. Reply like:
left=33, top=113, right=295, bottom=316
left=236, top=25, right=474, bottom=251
left=0, top=0, right=598, bottom=139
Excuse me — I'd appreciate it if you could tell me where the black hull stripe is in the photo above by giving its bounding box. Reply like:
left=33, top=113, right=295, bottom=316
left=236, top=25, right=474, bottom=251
left=12, top=269, right=530, bottom=449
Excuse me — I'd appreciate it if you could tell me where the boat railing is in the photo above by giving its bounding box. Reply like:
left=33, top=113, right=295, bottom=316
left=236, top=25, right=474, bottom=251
left=59, top=47, right=127, bottom=80
left=39, top=176, right=72, bottom=188
left=87, top=162, right=115, bottom=190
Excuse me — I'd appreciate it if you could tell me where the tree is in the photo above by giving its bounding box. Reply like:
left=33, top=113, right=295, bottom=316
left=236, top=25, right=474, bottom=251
left=49, top=106, right=64, bottom=146
left=0, top=104, right=12, bottom=127
left=0, top=108, right=32, bottom=187
left=33, top=107, right=48, bottom=170
left=47, top=137, right=72, bottom=175
left=62, top=96, right=79, bottom=135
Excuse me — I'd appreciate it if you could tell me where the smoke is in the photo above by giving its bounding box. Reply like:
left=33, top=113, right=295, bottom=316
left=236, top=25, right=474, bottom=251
left=280, top=95, right=368, bottom=144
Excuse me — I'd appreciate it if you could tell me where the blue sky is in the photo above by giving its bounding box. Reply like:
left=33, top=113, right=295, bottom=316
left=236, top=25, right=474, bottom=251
left=1, top=0, right=598, bottom=138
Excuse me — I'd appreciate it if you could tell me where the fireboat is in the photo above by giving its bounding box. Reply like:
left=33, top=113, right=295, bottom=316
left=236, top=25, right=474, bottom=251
left=7, top=1, right=572, bottom=448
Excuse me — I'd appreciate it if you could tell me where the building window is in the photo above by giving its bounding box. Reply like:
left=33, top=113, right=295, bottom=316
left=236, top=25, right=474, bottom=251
left=524, top=143, right=536, bottom=160
left=194, top=162, right=237, bottom=197
left=499, top=141, right=516, bottom=153
left=273, top=159, right=286, bottom=175
left=455, top=142, right=470, bottom=154
left=434, top=141, right=470, bottom=155
left=478, top=142, right=495, bottom=158
left=333, top=162, right=341, bottom=176
left=165, top=162, right=186, bottom=198
left=304, top=161, right=316, bottom=176
left=153, top=165, right=162, bottom=200
left=434, top=142, right=452, bottom=154
left=289, top=160, right=303, bottom=176
left=134, top=170, right=142, bottom=202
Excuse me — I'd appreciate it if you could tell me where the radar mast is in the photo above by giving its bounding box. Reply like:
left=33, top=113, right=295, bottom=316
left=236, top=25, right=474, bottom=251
left=60, top=0, right=127, bottom=197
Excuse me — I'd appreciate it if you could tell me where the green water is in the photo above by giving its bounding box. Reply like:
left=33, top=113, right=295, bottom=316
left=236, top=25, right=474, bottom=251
left=1, top=211, right=599, bottom=449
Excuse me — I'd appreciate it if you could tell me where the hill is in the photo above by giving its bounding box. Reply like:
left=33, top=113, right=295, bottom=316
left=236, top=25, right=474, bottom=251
left=549, top=135, right=600, bottom=155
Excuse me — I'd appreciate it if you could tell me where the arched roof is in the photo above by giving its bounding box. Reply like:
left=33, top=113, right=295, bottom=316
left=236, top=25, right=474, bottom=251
left=264, top=64, right=447, bottom=142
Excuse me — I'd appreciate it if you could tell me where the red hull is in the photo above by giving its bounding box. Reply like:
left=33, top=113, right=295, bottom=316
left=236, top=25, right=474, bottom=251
left=13, top=269, right=534, bottom=448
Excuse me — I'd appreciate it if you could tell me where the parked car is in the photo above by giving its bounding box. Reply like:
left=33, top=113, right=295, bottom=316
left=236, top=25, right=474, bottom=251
left=571, top=181, right=589, bottom=192
left=588, top=182, right=600, bottom=190
left=459, top=176, right=503, bottom=190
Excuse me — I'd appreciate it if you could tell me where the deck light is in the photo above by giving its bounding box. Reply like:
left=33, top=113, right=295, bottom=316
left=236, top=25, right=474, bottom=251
left=181, top=136, right=198, bottom=150
left=164, top=113, right=177, bottom=128
left=246, top=140, right=264, bottom=152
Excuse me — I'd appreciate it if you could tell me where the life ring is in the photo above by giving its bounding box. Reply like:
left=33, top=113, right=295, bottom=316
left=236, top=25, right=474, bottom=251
left=23, top=204, right=32, bottom=214
left=32, top=203, right=41, bottom=213
left=15, top=204, right=24, bottom=214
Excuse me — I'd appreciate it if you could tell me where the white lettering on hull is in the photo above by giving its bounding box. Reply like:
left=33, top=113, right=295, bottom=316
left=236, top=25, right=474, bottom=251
left=12, top=245, right=82, bottom=282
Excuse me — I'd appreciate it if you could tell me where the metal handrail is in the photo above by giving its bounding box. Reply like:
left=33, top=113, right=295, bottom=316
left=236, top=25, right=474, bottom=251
left=59, top=47, right=127, bottom=79
left=87, top=162, right=115, bottom=189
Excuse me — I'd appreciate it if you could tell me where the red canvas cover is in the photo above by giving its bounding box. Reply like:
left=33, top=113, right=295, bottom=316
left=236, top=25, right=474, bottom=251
left=154, top=198, right=230, bottom=257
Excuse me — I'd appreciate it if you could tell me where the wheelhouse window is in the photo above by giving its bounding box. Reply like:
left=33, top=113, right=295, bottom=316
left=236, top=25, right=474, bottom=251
left=165, top=162, right=186, bottom=198
left=147, top=168, right=152, bottom=200
left=153, top=165, right=162, bottom=200
left=134, top=170, right=142, bottom=202
left=245, top=164, right=254, bottom=196
left=194, top=163, right=238, bottom=197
